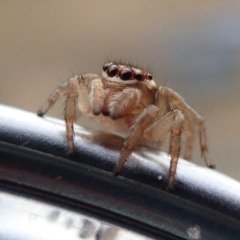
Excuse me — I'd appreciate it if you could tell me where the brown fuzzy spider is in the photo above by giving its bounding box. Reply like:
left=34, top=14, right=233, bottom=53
left=37, top=62, right=215, bottom=189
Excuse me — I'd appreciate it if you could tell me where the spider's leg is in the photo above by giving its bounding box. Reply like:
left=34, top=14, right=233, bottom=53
left=37, top=82, right=68, bottom=116
left=64, top=77, right=80, bottom=154
left=168, top=110, right=184, bottom=189
left=113, top=105, right=159, bottom=175
left=143, top=110, right=177, bottom=142
left=183, top=118, right=195, bottom=160
left=65, top=74, right=102, bottom=154
left=198, top=120, right=215, bottom=168
left=158, top=87, right=215, bottom=168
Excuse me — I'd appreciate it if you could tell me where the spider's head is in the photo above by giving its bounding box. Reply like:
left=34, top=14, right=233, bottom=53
left=102, top=62, right=153, bottom=83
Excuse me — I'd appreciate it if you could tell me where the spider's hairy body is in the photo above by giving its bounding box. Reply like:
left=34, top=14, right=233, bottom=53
left=37, top=62, right=214, bottom=189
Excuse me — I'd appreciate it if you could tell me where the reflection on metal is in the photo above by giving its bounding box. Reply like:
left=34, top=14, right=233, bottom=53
left=186, top=224, right=201, bottom=239
left=0, top=191, right=152, bottom=240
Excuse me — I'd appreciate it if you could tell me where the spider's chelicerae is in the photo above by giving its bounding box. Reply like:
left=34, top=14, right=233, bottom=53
left=37, top=62, right=215, bottom=189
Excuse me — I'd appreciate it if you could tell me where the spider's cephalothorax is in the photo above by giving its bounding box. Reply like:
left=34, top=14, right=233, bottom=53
left=37, top=62, right=215, bottom=189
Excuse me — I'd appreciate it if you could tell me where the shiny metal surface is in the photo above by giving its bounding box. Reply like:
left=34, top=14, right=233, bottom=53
left=0, top=104, right=240, bottom=239
left=0, top=191, right=150, bottom=240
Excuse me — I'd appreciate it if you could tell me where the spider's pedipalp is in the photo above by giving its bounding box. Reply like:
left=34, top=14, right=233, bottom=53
left=108, top=88, right=142, bottom=120
left=89, top=79, right=105, bottom=115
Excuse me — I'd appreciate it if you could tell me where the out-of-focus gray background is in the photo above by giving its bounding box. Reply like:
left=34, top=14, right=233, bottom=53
left=0, top=1, right=239, bottom=181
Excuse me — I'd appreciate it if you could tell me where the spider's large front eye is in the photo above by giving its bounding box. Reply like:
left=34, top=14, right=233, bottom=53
left=120, top=68, right=132, bottom=80
left=107, top=65, right=118, bottom=77
left=135, top=73, right=143, bottom=81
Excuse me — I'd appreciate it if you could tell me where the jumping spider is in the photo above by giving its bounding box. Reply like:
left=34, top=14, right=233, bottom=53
left=37, top=62, right=215, bottom=189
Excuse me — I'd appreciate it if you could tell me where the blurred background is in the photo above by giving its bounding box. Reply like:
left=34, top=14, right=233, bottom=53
left=0, top=1, right=239, bottom=181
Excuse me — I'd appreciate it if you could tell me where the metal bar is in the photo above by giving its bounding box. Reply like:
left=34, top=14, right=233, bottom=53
left=0, top=104, right=239, bottom=240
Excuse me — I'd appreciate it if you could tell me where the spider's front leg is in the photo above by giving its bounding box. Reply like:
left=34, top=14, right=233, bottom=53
left=64, top=74, right=104, bottom=154
left=37, top=76, right=81, bottom=154
left=37, top=74, right=102, bottom=154
left=113, top=105, right=159, bottom=175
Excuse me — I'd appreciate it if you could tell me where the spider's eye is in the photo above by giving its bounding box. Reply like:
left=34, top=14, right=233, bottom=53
left=120, top=68, right=132, bottom=81
left=107, top=65, right=118, bottom=77
left=148, top=73, right=152, bottom=80
left=103, top=63, right=109, bottom=71
left=135, top=73, right=143, bottom=81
